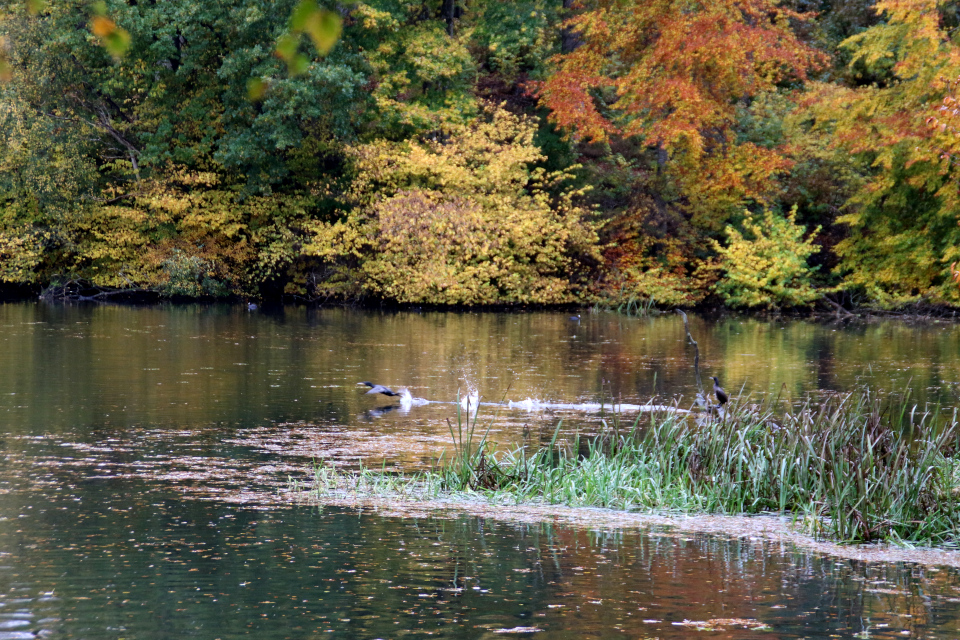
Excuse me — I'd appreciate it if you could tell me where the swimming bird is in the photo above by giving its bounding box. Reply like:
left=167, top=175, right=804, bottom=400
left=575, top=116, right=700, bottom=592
left=710, top=376, right=728, bottom=406
left=359, top=381, right=401, bottom=397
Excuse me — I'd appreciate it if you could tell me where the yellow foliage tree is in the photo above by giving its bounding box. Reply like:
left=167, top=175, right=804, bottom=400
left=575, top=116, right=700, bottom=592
left=712, top=207, right=822, bottom=309
left=5, top=168, right=322, bottom=298
left=0, top=227, right=48, bottom=283
left=306, top=106, right=600, bottom=304
left=798, top=0, right=960, bottom=306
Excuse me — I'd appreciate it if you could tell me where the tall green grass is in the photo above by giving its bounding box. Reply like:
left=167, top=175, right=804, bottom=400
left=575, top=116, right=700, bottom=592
left=440, top=395, right=506, bottom=490
left=591, top=285, right=657, bottom=317
left=309, top=388, right=960, bottom=546
left=615, top=295, right=656, bottom=317
left=444, top=390, right=960, bottom=545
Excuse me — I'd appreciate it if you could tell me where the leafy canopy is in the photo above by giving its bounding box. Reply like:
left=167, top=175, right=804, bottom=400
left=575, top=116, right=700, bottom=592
left=804, top=0, right=960, bottom=306
left=538, top=0, right=826, bottom=229
left=306, top=106, right=601, bottom=305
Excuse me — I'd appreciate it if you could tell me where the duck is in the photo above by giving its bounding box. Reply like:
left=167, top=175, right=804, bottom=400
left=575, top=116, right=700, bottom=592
left=358, top=381, right=401, bottom=397
left=710, top=376, right=728, bottom=406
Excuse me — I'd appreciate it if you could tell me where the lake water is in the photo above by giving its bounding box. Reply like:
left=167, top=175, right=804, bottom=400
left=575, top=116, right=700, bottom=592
left=1, top=302, right=960, bottom=638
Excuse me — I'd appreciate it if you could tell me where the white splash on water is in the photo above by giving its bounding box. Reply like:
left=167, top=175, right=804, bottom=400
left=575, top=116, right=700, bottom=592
left=374, top=385, right=687, bottom=416
left=506, top=397, right=686, bottom=413
left=399, top=388, right=431, bottom=409
left=507, top=398, right=544, bottom=411
left=459, top=387, right=480, bottom=417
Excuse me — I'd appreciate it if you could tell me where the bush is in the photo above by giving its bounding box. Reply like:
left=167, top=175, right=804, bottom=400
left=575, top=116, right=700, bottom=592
left=160, top=250, right=230, bottom=298
left=712, top=206, right=822, bottom=309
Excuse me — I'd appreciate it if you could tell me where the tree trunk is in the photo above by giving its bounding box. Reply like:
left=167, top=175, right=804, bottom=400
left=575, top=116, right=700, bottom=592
left=442, top=0, right=455, bottom=36
left=561, top=0, right=582, bottom=53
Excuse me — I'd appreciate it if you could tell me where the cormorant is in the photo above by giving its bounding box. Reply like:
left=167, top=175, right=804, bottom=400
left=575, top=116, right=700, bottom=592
left=359, top=381, right=401, bottom=397
left=710, top=376, right=728, bottom=406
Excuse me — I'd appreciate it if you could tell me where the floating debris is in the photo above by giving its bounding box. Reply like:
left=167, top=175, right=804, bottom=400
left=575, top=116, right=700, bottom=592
left=673, top=618, right=771, bottom=631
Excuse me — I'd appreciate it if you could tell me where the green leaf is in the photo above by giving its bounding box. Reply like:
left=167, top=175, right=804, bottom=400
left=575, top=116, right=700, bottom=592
left=304, top=10, right=341, bottom=55
left=26, top=0, right=47, bottom=15
left=104, top=27, right=131, bottom=60
left=275, top=33, right=299, bottom=62
left=289, top=0, right=319, bottom=31
left=0, top=56, right=11, bottom=83
left=246, top=77, right=269, bottom=101
left=288, top=53, right=310, bottom=76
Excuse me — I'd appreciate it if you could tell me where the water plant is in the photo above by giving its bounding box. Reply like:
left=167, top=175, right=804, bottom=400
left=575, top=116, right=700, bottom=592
left=616, top=295, right=657, bottom=317
left=440, top=393, right=515, bottom=491
left=487, top=391, right=960, bottom=545
left=305, top=387, right=960, bottom=547
left=310, top=461, right=445, bottom=500
left=592, top=284, right=658, bottom=317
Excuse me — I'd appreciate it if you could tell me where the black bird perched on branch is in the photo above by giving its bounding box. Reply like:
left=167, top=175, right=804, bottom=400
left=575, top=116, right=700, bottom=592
left=710, top=376, right=728, bottom=406
left=359, top=381, right=401, bottom=397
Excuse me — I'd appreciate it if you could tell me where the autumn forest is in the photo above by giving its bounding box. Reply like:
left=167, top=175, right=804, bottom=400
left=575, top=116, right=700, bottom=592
left=1, top=0, right=959, bottom=310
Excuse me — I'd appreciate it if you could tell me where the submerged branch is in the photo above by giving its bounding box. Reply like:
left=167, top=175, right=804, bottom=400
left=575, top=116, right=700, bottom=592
left=675, top=309, right=705, bottom=401
left=823, top=295, right=856, bottom=318
left=40, top=278, right=158, bottom=303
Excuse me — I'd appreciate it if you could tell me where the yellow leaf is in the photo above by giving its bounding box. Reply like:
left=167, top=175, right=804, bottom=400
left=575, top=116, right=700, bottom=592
left=90, top=15, right=114, bottom=38
left=275, top=33, right=299, bottom=62
left=90, top=15, right=130, bottom=60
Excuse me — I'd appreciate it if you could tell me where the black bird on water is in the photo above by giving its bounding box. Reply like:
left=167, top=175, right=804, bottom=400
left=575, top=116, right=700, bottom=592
left=359, top=381, right=401, bottom=397
left=710, top=376, right=728, bottom=406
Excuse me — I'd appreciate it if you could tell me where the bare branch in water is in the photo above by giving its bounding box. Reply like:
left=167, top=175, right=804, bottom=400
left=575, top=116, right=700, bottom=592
left=675, top=309, right=705, bottom=402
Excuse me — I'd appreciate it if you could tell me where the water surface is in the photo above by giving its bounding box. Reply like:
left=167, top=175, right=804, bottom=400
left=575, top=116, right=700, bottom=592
left=1, top=303, right=960, bottom=638
left=2, top=304, right=958, bottom=461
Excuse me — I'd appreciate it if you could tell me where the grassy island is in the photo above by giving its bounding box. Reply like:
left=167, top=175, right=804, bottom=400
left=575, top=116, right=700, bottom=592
left=308, top=389, right=960, bottom=547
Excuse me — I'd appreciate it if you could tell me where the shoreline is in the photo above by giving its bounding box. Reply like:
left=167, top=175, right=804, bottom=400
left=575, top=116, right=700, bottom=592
left=3, top=291, right=960, bottom=323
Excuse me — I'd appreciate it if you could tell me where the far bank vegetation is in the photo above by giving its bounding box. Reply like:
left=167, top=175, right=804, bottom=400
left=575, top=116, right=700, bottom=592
left=2, top=0, right=960, bottom=310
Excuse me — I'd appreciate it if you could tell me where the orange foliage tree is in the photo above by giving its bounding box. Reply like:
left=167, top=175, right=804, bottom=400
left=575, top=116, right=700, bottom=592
left=537, top=0, right=826, bottom=228
left=930, top=82, right=960, bottom=299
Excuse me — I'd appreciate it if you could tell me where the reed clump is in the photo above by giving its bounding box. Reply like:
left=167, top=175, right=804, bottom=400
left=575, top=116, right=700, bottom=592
left=445, top=390, right=960, bottom=546
left=305, top=388, right=960, bottom=546
left=592, top=287, right=658, bottom=317
left=309, top=462, right=444, bottom=500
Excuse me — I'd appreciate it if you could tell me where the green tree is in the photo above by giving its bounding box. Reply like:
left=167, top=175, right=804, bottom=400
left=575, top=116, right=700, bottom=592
left=802, top=0, right=960, bottom=306
left=1, top=0, right=367, bottom=190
